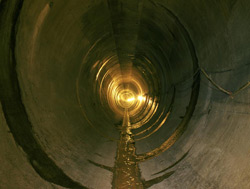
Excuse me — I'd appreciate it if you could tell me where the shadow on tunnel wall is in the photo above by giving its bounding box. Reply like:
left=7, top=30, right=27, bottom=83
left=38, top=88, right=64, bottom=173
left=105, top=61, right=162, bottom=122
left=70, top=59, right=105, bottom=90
left=0, top=0, right=250, bottom=188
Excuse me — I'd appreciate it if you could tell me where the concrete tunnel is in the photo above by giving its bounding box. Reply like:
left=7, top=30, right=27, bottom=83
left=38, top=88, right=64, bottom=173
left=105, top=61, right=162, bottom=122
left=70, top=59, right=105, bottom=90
left=0, top=0, right=250, bottom=188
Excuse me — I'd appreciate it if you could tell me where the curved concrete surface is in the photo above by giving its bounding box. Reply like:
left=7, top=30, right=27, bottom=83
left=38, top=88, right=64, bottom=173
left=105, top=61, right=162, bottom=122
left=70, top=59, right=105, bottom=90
left=0, top=0, right=250, bottom=188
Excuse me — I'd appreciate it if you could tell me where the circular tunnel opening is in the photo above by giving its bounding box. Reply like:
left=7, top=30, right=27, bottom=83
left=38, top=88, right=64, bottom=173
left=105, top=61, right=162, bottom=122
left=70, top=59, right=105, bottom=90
left=0, top=0, right=250, bottom=189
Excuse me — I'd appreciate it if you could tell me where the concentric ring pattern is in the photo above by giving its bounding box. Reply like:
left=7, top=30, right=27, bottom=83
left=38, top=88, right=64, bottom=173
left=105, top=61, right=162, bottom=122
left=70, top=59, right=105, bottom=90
left=1, top=0, right=250, bottom=188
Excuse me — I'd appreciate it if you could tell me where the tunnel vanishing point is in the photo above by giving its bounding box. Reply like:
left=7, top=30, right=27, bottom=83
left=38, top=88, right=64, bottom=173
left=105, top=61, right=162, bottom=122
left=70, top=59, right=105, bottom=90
left=0, top=0, right=250, bottom=188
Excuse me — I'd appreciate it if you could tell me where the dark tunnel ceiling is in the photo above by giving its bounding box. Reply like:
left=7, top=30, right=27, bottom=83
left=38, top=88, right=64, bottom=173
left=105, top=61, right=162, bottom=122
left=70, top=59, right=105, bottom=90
left=0, top=0, right=250, bottom=188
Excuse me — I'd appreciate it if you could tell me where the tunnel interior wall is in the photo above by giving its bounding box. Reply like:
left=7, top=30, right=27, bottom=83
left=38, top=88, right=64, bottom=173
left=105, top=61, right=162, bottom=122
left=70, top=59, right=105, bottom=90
left=0, top=0, right=250, bottom=188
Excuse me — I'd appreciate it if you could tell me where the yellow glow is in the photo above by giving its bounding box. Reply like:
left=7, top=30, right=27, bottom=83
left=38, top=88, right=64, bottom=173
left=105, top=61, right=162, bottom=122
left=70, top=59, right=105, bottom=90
left=137, top=95, right=146, bottom=101
left=117, top=90, right=136, bottom=108
left=127, top=97, right=135, bottom=102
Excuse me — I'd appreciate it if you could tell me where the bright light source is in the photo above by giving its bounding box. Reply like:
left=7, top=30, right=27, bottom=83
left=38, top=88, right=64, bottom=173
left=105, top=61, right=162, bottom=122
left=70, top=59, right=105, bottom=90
left=127, top=97, right=135, bottom=102
left=137, top=95, right=146, bottom=101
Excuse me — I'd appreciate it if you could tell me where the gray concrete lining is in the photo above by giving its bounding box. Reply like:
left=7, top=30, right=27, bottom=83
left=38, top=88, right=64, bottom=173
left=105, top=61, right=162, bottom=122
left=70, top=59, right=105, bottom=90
left=0, top=0, right=249, bottom=188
